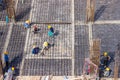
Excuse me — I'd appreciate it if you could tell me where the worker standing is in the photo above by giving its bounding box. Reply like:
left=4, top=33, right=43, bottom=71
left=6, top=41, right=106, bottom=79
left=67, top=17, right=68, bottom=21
left=48, top=25, right=54, bottom=37
left=48, top=25, right=55, bottom=46
left=43, top=41, right=49, bottom=50
left=102, top=52, right=111, bottom=67
left=3, top=51, right=9, bottom=71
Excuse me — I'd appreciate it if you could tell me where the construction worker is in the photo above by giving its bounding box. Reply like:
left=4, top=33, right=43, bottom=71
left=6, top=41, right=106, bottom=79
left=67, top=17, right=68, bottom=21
left=102, top=52, right=111, bottom=67
left=4, top=67, right=15, bottom=80
left=103, top=67, right=111, bottom=77
left=43, top=41, right=49, bottom=49
left=32, top=44, right=39, bottom=54
left=40, top=42, right=49, bottom=55
left=48, top=25, right=54, bottom=37
left=24, top=20, right=30, bottom=29
left=3, top=51, right=9, bottom=71
left=32, top=24, right=38, bottom=34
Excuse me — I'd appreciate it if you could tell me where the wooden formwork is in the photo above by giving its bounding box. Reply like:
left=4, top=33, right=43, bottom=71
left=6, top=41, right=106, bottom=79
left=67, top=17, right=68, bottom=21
left=114, top=62, right=119, bottom=80
left=86, top=0, right=95, bottom=22
left=90, top=39, right=100, bottom=77
left=5, top=0, right=15, bottom=20
left=0, top=54, right=3, bottom=79
left=114, top=49, right=120, bottom=80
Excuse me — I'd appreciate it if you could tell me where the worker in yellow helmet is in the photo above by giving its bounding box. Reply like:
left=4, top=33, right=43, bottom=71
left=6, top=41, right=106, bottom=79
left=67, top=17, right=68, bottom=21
left=24, top=20, right=31, bottom=29
left=102, top=52, right=111, bottom=67
left=4, top=66, right=15, bottom=80
left=40, top=42, right=49, bottom=55
left=48, top=25, right=54, bottom=37
left=103, top=67, right=111, bottom=77
left=3, top=51, right=9, bottom=71
left=43, top=41, right=49, bottom=49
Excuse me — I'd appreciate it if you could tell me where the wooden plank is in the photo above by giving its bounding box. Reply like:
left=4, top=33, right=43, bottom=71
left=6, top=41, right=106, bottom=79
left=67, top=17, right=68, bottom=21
left=114, top=62, right=119, bottom=80
left=86, top=0, right=95, bottom=22
left=5, top=0, right=15, bottom=19
left=7, top=7, right=15, bottom=18
left=0, top=54, right=3, bottom=78
left=90, top=39, right=100, bottom=75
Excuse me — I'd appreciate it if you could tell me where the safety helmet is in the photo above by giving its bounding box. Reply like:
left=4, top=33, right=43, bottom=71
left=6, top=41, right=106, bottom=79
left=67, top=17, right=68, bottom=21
left=25, top=20, right=30, bottom=24
left=103, top=52, right=108, bottom=56
left=4, top=51, right=8, bottom=54
left=48, top=25, right=52, bottom=29
left=43, top=42, right=48, bottom=47
left=11, top=67, right=15, bottom=71
left=105, top=67, right=110, bottom=71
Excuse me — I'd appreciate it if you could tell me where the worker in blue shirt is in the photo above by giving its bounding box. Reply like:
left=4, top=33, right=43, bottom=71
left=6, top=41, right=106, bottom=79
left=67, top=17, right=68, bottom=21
left=32, top=44, right=39, bottom=54
left=48, top=25, right=54, bottom=37
left=3, top=51, right=9, bottom=71
left=24, top=20, right=30, bottom=29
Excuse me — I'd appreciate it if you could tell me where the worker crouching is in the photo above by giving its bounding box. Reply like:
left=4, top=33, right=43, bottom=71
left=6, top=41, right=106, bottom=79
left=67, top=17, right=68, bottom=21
left=4, top=67, right=15, bottom=80
left=103, top=67, right=111, bottom=77
left=32, top=45, right=39, bottom=54
left=32, top=24, right=38, bottom=34
left=40, top=42, right=49, bottom=55
left=24, top=20, right=31, bottom=29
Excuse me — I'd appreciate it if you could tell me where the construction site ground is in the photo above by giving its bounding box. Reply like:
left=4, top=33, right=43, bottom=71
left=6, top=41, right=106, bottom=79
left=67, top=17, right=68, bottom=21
left=0, top=0, right=120, bottom=80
